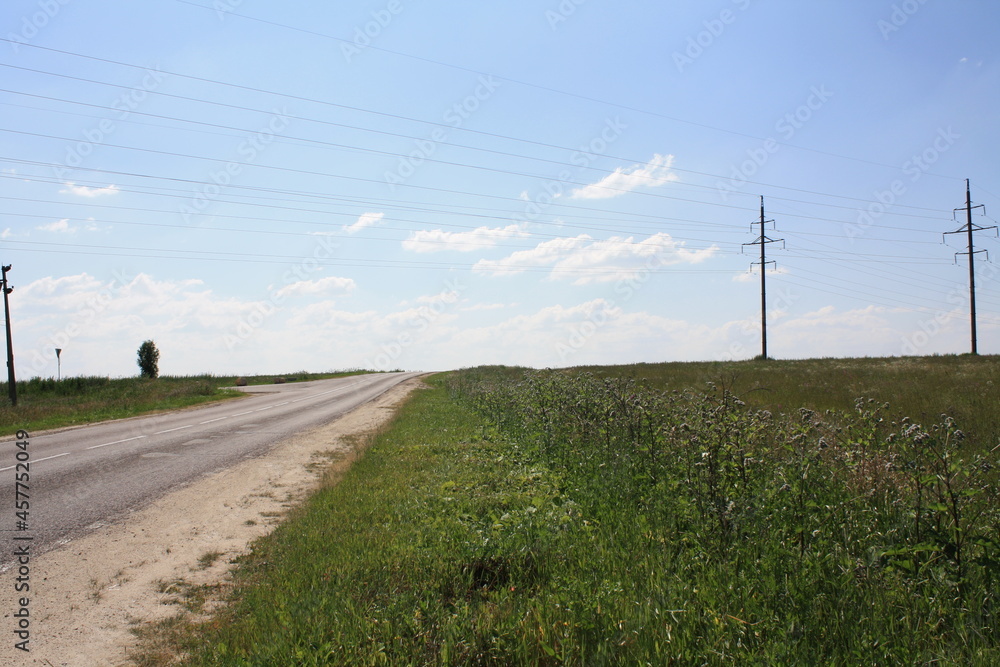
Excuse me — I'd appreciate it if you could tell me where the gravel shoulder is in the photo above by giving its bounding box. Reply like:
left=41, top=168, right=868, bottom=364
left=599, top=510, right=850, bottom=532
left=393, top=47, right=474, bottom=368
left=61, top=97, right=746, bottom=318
left=0, top=378, right=423, bottom=666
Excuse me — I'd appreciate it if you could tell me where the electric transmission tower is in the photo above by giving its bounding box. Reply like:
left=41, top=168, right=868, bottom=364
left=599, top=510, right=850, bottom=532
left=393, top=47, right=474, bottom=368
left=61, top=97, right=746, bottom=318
left=742, top=197, right=784, bottom=360
left=945, top=179, right=996, bottom=355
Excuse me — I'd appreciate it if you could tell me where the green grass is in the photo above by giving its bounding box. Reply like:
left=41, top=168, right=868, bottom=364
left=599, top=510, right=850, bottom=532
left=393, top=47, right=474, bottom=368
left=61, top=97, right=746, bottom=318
left=162, top=376, right=581, bottom=664
left=0, top=369, right=372, bottom=436
left=572, top=354, right=1000, bottom=453
left=448, top=362, right=1000, bottom=663
left=140, top=357, right=1000, bottom=664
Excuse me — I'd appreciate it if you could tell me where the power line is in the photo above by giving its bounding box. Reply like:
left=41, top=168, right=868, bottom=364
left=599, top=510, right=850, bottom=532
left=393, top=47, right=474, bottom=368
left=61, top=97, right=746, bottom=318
left=159, top=2, right=964, bottom=180
left=0, top=49, right=961, bottom=216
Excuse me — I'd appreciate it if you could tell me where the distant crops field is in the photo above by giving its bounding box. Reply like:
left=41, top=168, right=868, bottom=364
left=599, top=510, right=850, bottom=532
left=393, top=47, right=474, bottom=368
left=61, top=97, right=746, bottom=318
left=163, top=356, right=1000, bottom=665
left=572, top=355, right=1000, bottom=454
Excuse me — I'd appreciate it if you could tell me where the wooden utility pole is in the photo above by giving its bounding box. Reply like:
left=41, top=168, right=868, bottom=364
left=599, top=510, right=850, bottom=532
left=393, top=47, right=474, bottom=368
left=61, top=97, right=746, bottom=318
left=946, top=180, right=995, bottom=355
left=2, top=264, right=16, bottom=406
left=742, top=197, right=783, bottom=360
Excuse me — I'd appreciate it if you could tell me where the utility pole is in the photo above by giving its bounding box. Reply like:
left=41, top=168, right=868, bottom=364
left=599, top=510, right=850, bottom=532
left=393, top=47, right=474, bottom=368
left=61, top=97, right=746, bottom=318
left=945, top=180, right=995, bottom=355
left=742, top=197, right=784, bottom=360
left=2, top=264, right=15, bottom=406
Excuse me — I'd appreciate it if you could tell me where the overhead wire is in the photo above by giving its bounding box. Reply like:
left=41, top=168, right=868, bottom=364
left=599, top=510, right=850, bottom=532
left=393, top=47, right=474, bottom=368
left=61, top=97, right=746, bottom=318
left=0, top=33, right=993, bottom=330
left=163, top=1, right=965, bottom=182
left=0, top=44, right=961, bottom=218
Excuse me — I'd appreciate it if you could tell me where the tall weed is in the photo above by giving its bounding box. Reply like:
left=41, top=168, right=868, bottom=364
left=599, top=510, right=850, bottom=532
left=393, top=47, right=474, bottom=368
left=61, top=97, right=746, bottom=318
left=449, top=367, right=1000, bottom=663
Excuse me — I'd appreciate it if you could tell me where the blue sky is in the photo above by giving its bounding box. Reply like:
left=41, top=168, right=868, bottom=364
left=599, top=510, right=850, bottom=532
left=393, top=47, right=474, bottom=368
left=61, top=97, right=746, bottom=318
left=2, top=0, right=999, bottom=377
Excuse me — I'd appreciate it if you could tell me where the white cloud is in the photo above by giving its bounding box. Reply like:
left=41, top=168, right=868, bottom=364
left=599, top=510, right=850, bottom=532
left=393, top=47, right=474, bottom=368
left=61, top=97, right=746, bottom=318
left=343, top=212, right=384, bottom=234
left=402, top=224, right=528, bottom=253
left=14, top=268, right=989, bottom=377
left=443, top=299, right=700, bottom=368
left=38, top=219, right=72, bottom=233
left=462, top=302, right=508, bottom=312
left=383, top=293, right=462, bottom=331
left=570, top=153, right=678, bottom=200
left=416, top=290, right=460, bottom=305
left=473, top=232, right=717, bottom=284
left=36, top=218, right=107, bottom=234
left=275, top=276, right=356, bottom=299
left=60, top=183, right=119, bottom=198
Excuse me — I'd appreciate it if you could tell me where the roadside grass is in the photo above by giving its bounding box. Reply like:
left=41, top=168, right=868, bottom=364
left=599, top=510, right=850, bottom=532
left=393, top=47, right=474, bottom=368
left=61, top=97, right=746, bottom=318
left=0, top=369, right=371, bottom=436
left=137, top=357, right=1000, bottom=664
left=154, top=377, right=588, bottom=664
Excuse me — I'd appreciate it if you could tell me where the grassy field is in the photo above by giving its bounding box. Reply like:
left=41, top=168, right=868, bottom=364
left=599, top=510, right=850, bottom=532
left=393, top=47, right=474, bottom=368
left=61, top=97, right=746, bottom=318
left=0, top=370, right=369, bottom=436
left=141, top=356, right=1000, bottom=664
left=575, top=355, right=1000, bottom=454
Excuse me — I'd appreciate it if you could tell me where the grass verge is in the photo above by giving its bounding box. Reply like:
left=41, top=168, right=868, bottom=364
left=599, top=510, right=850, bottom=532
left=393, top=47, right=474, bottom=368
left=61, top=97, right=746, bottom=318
left=143, top=376, right=584, bottom=664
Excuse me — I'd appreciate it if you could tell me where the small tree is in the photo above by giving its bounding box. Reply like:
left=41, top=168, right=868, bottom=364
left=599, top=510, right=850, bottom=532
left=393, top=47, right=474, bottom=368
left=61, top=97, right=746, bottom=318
left=137, top=340, right=160, bottom=379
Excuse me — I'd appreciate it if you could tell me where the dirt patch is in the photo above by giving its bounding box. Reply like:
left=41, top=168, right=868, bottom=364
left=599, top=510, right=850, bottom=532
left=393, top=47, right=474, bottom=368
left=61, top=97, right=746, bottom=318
left=0, top=378, right=423, bottom=666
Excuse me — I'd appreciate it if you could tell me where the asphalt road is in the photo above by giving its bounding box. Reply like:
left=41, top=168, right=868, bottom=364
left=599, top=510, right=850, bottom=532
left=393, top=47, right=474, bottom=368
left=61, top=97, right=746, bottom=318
left=0, top=372, right=422, bottom=568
